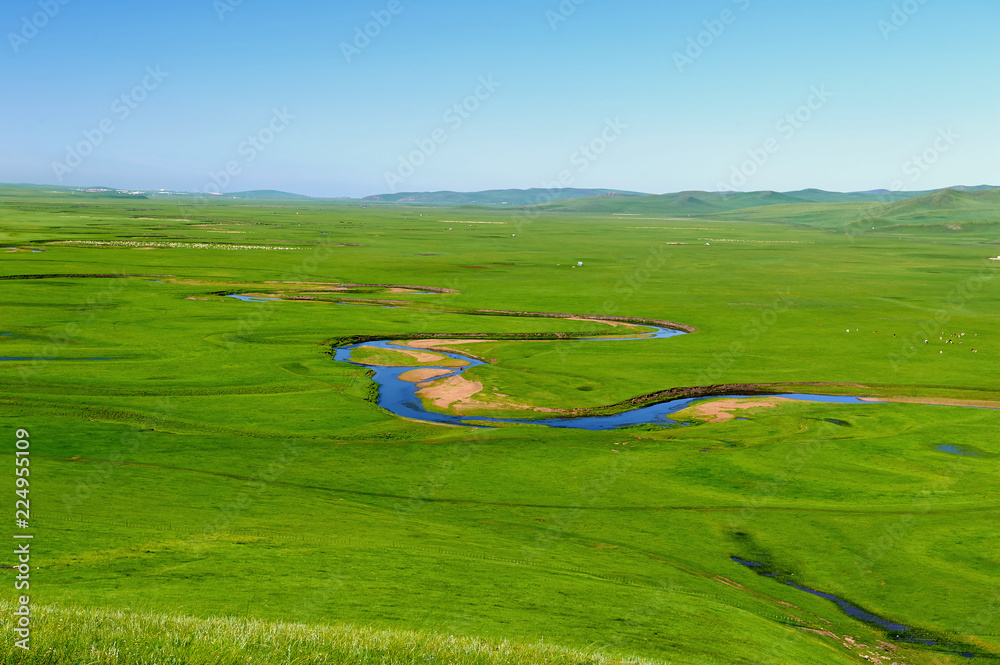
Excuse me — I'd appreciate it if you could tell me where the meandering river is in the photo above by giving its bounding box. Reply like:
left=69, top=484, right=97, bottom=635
left=333, top=327, right=879, bottom=429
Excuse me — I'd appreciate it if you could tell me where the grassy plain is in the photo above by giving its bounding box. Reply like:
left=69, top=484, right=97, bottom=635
left=1, top=186, right=998, bottom=663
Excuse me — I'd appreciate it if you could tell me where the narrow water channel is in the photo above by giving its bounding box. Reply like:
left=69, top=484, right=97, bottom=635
left=333, top=330, right=876, bottom=430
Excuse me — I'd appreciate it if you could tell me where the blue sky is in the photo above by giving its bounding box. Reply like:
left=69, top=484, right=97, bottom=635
left=2, top=0, right=998, bottom=197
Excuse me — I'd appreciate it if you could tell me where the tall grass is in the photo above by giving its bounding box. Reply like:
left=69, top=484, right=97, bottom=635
left=0, top=602, right=664, bottom=665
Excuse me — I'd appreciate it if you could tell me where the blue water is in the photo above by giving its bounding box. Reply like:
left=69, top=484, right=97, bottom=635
left=781, top=579, right=911, bottom=632
left=334, top=331, right=881, bottom=430
left=222, top=293, right=992, bottom=430
left=730, top=557, right=975, bottom=658
left=936, top=445, right=980, bottom=457
left=779, top=393, right=872, bottom=404
left=226, top=294, right=280, bottom=303
left=578, top=325, right=686, bottom=341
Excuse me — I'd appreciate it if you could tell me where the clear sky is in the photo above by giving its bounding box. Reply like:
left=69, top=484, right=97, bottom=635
left=3, top=0, right=998, bottom=197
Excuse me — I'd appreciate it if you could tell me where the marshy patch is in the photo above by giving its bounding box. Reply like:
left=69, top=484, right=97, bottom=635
left=935, top=444, right=982, bottom=457
left=730, top=553, right=980, bottom=658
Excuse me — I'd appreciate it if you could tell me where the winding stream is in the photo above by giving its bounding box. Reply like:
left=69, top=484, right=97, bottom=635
left=730, top=557, right=976, bottom=658
left=333, top=327, right=878, bottom=430
left=214, top=294, right=996, bottom=430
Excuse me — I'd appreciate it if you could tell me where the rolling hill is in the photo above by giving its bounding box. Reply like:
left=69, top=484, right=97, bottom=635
left=527, top=186, right=1000, bottom=222
left=226, top=189, right=313, bottom=199
left=362, top=188, right=646, bottom=206
left=532, top=190, right=811, bottom=215
left=878, top=186, right=1000, bottom=216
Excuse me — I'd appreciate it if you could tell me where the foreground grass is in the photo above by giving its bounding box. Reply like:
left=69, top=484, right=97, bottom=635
left=0, top=602, right=664, bottom=665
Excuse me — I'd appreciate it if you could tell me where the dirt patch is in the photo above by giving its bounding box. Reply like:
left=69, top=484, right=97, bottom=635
left=401, top=339, right=491, bottom=349
left=413, top=375, right=559, bottom=415
left=675, top=397, right=792, bottom=423
left=454, top=399, right=559, bottom=415
left=418, top=375, right=484, bottom=409
left=399, top=368, right=453, bottom=384
left=715, top=576, right=745, bottom=590
left=860, top=396, right=1000, bottom=409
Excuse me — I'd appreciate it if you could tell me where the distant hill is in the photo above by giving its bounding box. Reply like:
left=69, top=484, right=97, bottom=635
left=226, top=190, right=312, bottom=200
left=941, top=185, right=999, bottom=192
left=529, top=186, right=1000, bottom=217
left=0, top=183, right=77, bottom=192
left=361, top=187, right=1000, bottom=213
left=362, top=188, right=646, bottom=206
left=784, top=189, right=922, bottom=204
left=786, top=186, right=998, bottom=204
left=877, top=187, right=1000, bottom=218
left=1, top=182, right=995, bottom=209
left=534, top=190, right=810, bottom=215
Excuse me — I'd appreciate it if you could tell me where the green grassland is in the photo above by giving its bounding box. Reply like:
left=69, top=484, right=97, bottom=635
left=1, top=186, right=999, bottom=664
left=350, top=345, right=470, bottom=368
